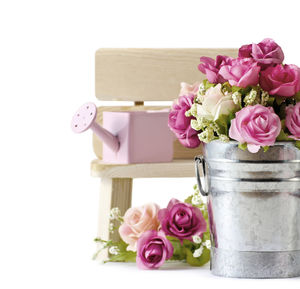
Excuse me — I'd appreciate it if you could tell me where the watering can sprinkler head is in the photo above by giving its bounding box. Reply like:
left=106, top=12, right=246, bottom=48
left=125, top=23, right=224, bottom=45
left=71, top=102, right=120, bottom=152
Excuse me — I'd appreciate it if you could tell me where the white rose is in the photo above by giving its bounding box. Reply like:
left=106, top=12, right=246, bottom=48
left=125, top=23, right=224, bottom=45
left=196, top=84, right=237, bottom=121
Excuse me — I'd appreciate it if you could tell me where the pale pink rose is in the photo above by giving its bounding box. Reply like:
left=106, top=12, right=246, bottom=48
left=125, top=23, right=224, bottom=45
left=260, top=64, right=300, bottom=97
left=229, top=105, right=281, bottom=153
left=239, top=38, right=284, bottom=69
left=179, top=82, right=200, bottom=97
left=118, top=203, right=160, bottom=251
left=196, top=84, right=238, bottom=121
left=219, top=57, right=261, bottom=88
left=285, top=102, right=300, bottom=140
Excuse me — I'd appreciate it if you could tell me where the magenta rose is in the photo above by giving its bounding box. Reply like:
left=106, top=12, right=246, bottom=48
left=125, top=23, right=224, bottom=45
left=239, top=38, right=284, bottom=69
left=219, top=58, right=261, bottom=88
left=136, top=230, right=173, bottom=270
left=229, top=105, right=281, bottom=153
left=198, top=55, right=233, bottom=84
left=285, top=102, right=300, bottom=140
left=168, top=94, right=200, bottom=148
left=260, top=64, right=300, bottom=97
left=158, top=199, right=207, bottom=242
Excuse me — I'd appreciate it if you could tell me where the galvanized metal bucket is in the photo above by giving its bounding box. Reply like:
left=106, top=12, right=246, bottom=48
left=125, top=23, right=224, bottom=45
left=195, top=141, right=300, bottom=278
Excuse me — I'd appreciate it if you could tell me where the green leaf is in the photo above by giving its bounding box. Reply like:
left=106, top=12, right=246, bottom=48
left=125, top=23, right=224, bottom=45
left=215, top=113, right=237, bottom=136
left=182, top=239, right=194, bottom=247
left=221, top=82, right=232, bottom=93
left=93, top=238, right=137, bottom=263
left=295, top=91, right=300, bottom=102
left=277, top=130, right=292, bottom=141
left=94, top=238, right=104, bottom=243
left=108, top=240, right=137, bottom=263
left=215, top=115, right=228, bottom=135
left=295, top=141, right=300, bottom=150
left=267, top=96, right=275, bottom=106
left=185, top=247, right=210, bottom=267
left=263, top=146, right=270, bottom=152
left=275, top=96, right=285, bottom=106
left=277, top=119, right=293, bottom=142
left=231, top=85, right=242, bottom=93
left=228, top=111, right=236, bottom=122
left=202, top=231, right=211, bottom=242
left=184, top=195, right=193, bottom=205
left=107, top=250, right=137, bottom=263
left=238, top=143, right=247, bottom=151
left=167, top=237, right=186, bottom=261
left=203, top=79, right=215, bottom=90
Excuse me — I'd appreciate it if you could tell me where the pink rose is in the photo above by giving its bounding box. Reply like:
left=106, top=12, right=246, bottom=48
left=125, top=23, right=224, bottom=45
left=219, top=58, right=261, bottom=88
left=198, top=55, right=233, bottom=84
left=118, top=203, right=160, bottom=251
left=285, top=102, right=300, bottom=140
left=260, top=64, right=300, bottom=97
left=179, top=82, right=200, bottom=97
left=168, top=94, right=201, bottom=148
left=239, top=38, right=284, bottom=69
left=158, top=199, right=207, bottom=242
left=136, top=230, right=173, bottom=270
left=229, top=105, right=281, bottom=153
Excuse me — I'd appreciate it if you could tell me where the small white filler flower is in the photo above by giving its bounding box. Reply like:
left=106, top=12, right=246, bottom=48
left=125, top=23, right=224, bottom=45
left=192, top=194, right=202, bottom=206
left=192, top=235, right=202, bottom=244
left=109, top=207, right=121, bottom=220
left=108, top=246, right=119, bottom=255
left=204, top=240, right=211, bottom=249
left=193, top=245, right=204, bottom=258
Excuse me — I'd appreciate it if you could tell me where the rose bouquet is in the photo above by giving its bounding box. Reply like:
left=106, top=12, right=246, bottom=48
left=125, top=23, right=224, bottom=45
left=169, top=38, right=300, bottom=153
left=94, top=186, right=211, bottom=269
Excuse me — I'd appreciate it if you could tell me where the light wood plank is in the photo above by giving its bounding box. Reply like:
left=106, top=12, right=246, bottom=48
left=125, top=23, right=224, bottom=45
left=95, top=48, right=238, bottom=101
left=173, top=139, right=203, bottom=159
left=92, top=106, right=202, bottom=160
left=96, top=178, right=132, bottom=261
left=91, top=159, right=195, bottom=178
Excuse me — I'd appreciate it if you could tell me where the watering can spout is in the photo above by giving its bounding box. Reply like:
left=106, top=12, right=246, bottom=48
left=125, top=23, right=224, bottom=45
left=90, top=122, right=120, bottom=152
left=71, top=102, right=120, bottom=152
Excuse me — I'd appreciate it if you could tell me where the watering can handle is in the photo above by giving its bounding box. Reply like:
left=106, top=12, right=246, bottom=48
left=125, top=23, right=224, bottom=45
left=195, top=156, right=209, bottom=196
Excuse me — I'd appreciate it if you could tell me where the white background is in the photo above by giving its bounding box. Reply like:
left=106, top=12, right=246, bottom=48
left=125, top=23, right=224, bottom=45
left=0, top=0, right=299, bottom=288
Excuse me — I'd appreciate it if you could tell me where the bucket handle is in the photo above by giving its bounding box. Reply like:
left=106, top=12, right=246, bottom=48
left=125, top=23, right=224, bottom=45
left=195, top=156, right=209, bottom=196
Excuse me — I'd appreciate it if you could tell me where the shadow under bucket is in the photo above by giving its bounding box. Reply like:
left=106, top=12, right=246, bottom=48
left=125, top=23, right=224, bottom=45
left=195, top=141, right=300, bottom=278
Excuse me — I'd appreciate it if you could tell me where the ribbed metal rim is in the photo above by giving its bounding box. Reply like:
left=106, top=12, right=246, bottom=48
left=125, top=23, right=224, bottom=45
left=206, top=159, right=300, bottom=163
left=205, top=140, right=296, bottom=146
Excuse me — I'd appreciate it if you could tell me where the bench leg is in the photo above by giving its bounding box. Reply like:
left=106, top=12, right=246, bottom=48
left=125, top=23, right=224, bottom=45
left=96, top=177, right=133, bottom=261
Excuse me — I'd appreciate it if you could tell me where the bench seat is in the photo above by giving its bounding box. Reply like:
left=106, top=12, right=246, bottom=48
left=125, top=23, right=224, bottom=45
left=91, top=159, right=195, bottom=178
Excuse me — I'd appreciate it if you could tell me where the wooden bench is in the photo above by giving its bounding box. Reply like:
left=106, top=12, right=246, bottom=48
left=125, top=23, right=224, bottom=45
left=91, top=48, right=237, bottom=258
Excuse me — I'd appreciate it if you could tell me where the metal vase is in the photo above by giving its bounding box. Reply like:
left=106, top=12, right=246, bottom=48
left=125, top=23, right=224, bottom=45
left=195, top=141, right=300, bottom=278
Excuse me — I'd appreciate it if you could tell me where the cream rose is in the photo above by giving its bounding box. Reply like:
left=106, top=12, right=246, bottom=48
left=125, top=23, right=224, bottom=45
left=118, top=203, right=160, bottom=251
left=197, top=84, right=238, bottom=121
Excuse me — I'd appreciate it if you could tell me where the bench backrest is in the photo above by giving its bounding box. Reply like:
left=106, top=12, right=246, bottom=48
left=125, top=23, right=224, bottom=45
left=93, top=48, right=238, bottom=159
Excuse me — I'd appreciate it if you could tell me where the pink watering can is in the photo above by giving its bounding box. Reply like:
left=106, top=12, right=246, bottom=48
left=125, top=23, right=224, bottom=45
left=71, top=102, right=174, bottom=164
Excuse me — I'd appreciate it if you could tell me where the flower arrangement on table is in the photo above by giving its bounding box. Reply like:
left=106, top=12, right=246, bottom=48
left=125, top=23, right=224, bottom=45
left=94, top=186, right=211, bottom=269
left=169, top=38, right=300, bottom=153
